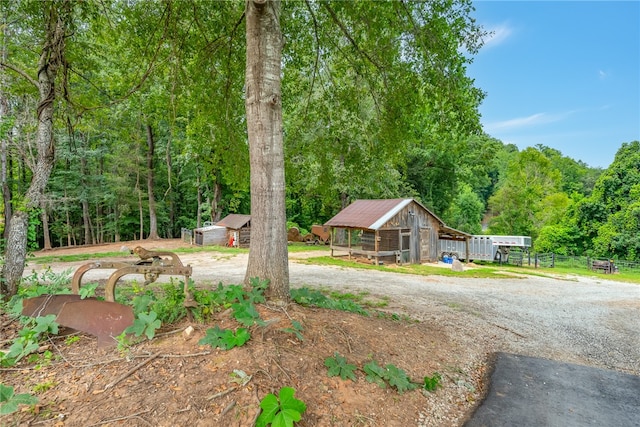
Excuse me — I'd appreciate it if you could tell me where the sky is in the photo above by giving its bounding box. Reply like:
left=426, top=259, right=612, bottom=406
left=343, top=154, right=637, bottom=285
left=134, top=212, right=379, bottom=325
left=467, top=1, right=640, bottom=169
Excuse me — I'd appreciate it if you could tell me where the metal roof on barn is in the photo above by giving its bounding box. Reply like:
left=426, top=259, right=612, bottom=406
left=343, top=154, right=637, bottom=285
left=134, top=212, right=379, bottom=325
left=324, top=198, right=449, bottom=231
left=216, top=214, right=251, bottom=229
left=325, top=198, right=471, bottom=240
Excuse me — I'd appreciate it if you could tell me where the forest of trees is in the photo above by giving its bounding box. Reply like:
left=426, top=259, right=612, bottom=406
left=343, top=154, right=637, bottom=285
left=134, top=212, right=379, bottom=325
left=1, top=1, right=639, bottom=297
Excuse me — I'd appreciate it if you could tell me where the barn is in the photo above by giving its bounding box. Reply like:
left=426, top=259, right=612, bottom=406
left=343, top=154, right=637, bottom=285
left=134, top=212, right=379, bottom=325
left=216, top=214, right=252, bottom=248
left=324, top=198, right=470, bottom=265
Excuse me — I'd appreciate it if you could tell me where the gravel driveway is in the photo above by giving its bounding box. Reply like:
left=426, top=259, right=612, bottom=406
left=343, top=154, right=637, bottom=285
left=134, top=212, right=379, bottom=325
left=31, top=250, right=640, bottom=376
left=189, top=252, right=640, bottom=376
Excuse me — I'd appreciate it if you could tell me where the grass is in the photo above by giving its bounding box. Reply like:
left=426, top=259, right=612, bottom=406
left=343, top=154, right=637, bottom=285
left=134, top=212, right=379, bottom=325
left=301, top=256, right=521, bottom=279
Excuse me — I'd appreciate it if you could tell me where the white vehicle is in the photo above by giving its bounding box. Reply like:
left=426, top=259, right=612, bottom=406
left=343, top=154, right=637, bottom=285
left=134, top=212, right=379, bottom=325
left=439, top=235, right=532, bottom=262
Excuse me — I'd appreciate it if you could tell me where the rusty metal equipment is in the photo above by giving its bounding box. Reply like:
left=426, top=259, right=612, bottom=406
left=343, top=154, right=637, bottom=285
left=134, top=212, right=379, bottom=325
left=22, top=247, right=194, bottom=347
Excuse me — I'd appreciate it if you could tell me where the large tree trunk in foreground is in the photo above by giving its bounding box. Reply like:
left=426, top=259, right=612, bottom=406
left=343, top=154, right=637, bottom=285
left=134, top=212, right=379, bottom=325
left=244, top=0, right=289, bottom=302
left=1, top=5, right=65, bottom=298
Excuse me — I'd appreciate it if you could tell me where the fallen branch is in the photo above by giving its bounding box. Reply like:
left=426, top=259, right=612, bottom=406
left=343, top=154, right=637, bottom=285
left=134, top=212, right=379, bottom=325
left=87, top=409, right=153, bottom=427
left=104, top=353, right=160, bottom=390
left=207, top=386, right=237, bottom=400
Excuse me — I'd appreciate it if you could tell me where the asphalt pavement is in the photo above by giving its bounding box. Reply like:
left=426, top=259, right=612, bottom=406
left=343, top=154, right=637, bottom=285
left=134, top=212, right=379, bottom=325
left=464, top=353, right=640, bottom=427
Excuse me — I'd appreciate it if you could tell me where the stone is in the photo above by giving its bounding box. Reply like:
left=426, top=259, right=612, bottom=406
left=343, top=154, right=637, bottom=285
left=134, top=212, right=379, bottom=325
left=452, top=259, right=464, bottom=272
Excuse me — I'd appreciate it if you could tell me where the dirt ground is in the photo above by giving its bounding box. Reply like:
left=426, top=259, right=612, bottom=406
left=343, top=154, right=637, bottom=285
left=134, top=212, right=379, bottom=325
left=1, top=240, right=491, bottom=427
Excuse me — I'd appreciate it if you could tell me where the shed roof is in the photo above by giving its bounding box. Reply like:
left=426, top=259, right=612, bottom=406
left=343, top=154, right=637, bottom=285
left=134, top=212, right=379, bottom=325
left=324, top=198, right=433, bottom=230
left=324, top=198, right=471, bottom=239
left=194, top=225, right=226, bottom=232
left=216, top=214, right=251, bottom=229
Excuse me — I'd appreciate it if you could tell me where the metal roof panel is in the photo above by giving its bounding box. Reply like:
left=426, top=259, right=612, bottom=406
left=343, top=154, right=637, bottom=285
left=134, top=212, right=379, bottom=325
left=216, top=214, right=251, bottom=229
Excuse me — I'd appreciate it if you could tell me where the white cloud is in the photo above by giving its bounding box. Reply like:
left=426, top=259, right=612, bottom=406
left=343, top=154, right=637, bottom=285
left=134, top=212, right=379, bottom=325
left=481, top=23, right=513, bottom=49
left=485, top=111, right=573, bottom=132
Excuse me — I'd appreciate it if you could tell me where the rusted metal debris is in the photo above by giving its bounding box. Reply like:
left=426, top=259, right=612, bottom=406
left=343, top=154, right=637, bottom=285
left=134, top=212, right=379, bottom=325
left=21, top=247, right=194, bottom=347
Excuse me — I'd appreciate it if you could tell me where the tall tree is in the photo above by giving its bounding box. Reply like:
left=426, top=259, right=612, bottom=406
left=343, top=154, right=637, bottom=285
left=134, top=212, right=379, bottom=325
left=244, top=0, right=289, bottom=302
left=145, top=123, right=160, bottom=239
left=1, top=0, right=70, bottom=298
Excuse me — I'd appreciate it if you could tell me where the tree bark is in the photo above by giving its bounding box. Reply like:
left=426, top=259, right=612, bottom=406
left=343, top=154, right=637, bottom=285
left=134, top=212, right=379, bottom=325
left=41, top=200, right=52, bottom=250
left=244, top=0, right=289, bottom=302
left=1, top=11, right=12, bottom=243
left=1, top=3, right=66, bottom=298
left=146, top=123, right=159, bottom=239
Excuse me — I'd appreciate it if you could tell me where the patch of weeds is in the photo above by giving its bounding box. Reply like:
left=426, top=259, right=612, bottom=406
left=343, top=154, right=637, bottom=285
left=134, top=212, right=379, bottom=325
left=198, top=326, right=251, bottom=350
left=373, top=311, right=416, bottom=323
left=364, top=361, right=417, bottom=394
left=32, top=380, right=57, bottom=394
left=151, top=281, right=187, bottom=323
left=281, top=320, right=305, bottom=341
left=0, top=384, right=38, bottom=415
left=20, top=268, right=74, bottom=296
left=363, top=296, right=389, bottom=309
left=324, top=352, right=357, bottom=381
left=422, top=372, right=443, bottom=392
left=0, top=315, right=59, bottom=367
left=78, top=282, right=99, bottom=299
left=256, top=386, right=307, bottom=427
left=64, top=335, right=81, bottom=346
left=124, top=311, right=162, bottom=340
left=29, top=350, right=55, bottom=369
left=291, top=287, right=369, bottom=316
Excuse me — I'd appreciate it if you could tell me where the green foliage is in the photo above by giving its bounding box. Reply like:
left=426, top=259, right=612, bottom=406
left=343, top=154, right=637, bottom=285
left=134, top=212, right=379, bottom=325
left=124, top=311, right=162, bottom=340
left=324, top=352, right=357, bottom=381
left=281, top=320, right=305, bottom=341
left=78, top=282, right=99, bottom=299
left=489, top=147, right=563, bottom=239
left=363, top=360, right=417, bottom=394
left=198, top=326, right=250, bottom=350
left=0, top=315, right=58, bottom=367
left=290, top=288, right=369, bottom=315
left=445, top=184, right=484, bottom=234
left=363, top=360, right=388, bottom=388
left=0, top=384, right=38, bottom=416
left=231, top=300, right=265, bottom=327
left=256, top=386, right=307, bottom=427
left=422, top=372, right=443, bottom=392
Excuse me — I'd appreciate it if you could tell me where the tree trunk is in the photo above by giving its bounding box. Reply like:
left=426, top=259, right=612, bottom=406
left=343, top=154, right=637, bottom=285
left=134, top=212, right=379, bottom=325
left=41, top=200, right=52, bottom=250
left=211, top=179, right=222, bottom=222
left=0, top=13, right=11, bottom=243
left=196, top=173, right=203, bottom=228
left=146, top=123, right=159, bottom=239
left=1, top=4, right=66, bottom=298
left=244, top=0, right=289, bottom=302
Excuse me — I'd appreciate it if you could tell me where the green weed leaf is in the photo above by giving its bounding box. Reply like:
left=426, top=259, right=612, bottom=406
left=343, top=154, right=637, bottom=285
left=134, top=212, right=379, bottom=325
left=363, top=360, right=387, bottom=388
left=384, top=364, right=417, bottom=394
left=0, top=384, right=38, bottom=415
left=198, top=326, right=250, bottom=350
left=422, top=372, right=442, bottom=392
left=256, top=386, right=306, bottom=427
left=324, top=352, right=357, bottom=381
left=125, top=311, right=161, bottom=340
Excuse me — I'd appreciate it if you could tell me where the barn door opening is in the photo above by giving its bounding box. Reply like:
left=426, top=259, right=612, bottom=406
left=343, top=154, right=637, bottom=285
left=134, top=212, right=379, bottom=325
left=400, top=229, right=410, bottom=264
left=420, top=227, right=431, bottom=262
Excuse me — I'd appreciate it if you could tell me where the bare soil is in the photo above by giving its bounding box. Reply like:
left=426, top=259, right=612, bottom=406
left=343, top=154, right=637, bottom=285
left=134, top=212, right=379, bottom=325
left=1, top=240, right=489, bottom=427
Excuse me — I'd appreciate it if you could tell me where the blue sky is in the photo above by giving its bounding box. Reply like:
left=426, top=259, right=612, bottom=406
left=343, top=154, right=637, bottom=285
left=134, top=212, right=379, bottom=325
left=467, top=1, right=640, bottom=169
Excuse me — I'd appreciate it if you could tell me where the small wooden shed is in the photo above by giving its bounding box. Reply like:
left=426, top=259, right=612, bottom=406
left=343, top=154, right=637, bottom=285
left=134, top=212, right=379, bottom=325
left=324, top=198, right=470, bottom=265
left=216, top=214, right=251, bottom=248
left=193, top=225, right=227, bottom=246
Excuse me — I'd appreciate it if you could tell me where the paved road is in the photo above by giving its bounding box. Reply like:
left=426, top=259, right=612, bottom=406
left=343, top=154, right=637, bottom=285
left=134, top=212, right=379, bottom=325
left=465, top=353, right=640, bottom=427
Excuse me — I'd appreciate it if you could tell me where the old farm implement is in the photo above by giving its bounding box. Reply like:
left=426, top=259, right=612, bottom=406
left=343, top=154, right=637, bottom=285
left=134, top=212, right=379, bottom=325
left=22, top=247, right=193, bottom=347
